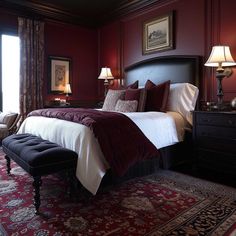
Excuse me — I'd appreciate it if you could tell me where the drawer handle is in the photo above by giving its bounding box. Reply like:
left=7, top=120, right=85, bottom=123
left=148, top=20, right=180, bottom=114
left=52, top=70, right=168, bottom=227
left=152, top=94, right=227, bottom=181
left=228, top=120, right=234, bottom=125
left=201, top=132, right=208, bottom=136
left=201, top=118, right=211, bottom=123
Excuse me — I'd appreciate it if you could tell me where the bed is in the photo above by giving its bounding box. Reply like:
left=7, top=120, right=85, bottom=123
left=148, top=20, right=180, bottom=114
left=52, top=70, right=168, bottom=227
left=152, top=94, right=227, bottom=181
left=124, top=55, right=201, bottom=167
left=18, top=55, right=201, bottom=195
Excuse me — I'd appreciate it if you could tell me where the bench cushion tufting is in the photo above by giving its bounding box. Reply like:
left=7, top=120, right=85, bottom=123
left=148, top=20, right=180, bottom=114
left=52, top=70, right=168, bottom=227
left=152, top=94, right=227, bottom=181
left=2, top=133, right=78, bottom=176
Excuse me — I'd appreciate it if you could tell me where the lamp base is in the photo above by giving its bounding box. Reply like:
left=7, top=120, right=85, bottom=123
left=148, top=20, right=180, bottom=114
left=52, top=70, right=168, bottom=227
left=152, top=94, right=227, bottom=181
left=104, top=80, right=109, bottom=97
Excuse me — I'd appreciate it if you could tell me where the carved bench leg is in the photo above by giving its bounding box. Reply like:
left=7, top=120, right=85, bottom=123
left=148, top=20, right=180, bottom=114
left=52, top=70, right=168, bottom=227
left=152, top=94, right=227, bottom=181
left=33, top=176, right=42, bottom=215
left=5, top=155, right=11, bottom=175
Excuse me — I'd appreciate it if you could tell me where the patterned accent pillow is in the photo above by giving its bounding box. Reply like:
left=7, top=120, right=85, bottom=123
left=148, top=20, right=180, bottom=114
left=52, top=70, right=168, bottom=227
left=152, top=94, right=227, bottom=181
left=102, top=89, right=126, bottom=111
left=115, top=99, right=138, bottom=113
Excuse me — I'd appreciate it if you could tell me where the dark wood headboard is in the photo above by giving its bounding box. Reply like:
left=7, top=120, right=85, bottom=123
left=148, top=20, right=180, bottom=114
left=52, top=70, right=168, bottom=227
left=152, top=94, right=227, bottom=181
left=124, top=56, right=201, bottom=88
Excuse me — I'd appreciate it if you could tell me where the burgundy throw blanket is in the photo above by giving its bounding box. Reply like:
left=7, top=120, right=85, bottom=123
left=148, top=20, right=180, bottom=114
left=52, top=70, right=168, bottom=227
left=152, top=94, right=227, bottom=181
left=28, top=108, right=159, bottom=176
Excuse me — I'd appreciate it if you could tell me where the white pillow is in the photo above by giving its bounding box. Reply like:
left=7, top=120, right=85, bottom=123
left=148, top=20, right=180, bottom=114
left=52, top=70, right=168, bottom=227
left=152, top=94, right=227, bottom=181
left=167, top=83, right=199, bottom=125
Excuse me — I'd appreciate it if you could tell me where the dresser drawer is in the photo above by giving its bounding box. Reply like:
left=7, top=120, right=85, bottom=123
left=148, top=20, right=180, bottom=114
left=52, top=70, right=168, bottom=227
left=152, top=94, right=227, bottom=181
left=193, top=111, right=236, bottom=173
left=196, top=125, right=236, bottom=140
left=196, top=112, right=236, bottom=128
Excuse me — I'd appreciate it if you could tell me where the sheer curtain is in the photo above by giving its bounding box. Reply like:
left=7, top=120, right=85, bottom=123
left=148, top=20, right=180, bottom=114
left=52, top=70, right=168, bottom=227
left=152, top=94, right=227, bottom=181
left=18, top=17, right=44, bottom=120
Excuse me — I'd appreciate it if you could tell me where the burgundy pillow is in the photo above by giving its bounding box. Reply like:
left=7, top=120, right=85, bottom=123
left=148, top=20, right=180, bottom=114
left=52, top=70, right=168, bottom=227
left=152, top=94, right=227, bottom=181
left=125, top=88, right=141, bottom=101
left=145, top=79, right=156, bottom=89
left=125, top=88, right=146, bottom=112
left=126, top=80, right=139, bottom=89
left=145, top=80, right=170, bottom=112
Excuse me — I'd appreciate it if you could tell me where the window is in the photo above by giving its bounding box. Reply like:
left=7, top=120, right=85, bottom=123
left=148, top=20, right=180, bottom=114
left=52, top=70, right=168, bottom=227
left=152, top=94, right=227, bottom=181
left=1, top=34, right=20, bottom=113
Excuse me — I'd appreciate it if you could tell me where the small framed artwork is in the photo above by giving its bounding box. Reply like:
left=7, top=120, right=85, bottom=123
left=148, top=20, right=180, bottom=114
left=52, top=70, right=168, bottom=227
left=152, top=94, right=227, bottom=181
left=49, top=56, right=71, bottom=94
left=143, top=12, right=173, bottom=54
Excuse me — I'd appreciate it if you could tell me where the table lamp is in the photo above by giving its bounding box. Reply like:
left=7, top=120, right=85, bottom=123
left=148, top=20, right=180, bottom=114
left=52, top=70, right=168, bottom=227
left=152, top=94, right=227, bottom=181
left=98, top=67, right=114, bottom=97
left=205, top=45, right=236, bottom=109
left=64, top=83, right=72, bottom=103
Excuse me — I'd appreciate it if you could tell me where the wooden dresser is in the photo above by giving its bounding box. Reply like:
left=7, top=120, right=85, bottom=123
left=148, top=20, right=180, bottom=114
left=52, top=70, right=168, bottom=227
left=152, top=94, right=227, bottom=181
left=193, top=110, right=236, bottom=174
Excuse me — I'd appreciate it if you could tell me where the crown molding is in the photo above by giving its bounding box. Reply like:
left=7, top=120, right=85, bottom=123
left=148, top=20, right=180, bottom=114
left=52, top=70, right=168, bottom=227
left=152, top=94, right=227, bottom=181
left=0, top=0, right=89, bottom=26
left=0, top=0, right=166, bottom=27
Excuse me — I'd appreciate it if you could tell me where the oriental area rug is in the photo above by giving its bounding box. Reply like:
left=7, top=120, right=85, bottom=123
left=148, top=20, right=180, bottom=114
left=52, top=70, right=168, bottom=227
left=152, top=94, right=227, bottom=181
left=1, top=150, right=236, bottom=236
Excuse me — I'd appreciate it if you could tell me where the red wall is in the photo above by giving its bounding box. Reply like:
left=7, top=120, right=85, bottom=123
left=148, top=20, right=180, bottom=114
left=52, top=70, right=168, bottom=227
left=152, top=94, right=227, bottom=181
left=98, top=0, right=236, bottom=102
left=214, top=0, right=236, bottom=101
left=44, top=22, right=98, bottom=103
left=122, top=0, right=205, bottom=67
left=97, top=21, right=122, bottom=98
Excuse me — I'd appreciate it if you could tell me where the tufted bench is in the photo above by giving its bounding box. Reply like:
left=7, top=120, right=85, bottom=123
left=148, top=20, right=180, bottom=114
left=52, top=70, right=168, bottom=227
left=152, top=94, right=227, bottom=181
left=2, top=133, right=78, bottom=215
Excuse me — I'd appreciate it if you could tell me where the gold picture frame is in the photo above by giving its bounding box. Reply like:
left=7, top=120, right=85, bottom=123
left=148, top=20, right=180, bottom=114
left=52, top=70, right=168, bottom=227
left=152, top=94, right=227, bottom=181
left=143, top=12, right=173, bottom=54
left=49, top=56, right=71, bottom=94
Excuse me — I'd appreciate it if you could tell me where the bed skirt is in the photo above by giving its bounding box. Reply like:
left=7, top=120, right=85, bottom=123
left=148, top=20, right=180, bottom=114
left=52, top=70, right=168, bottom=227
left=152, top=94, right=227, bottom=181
left=100, top=155, right=160, bottom=188
left=99, top=131, right=193, bottom=190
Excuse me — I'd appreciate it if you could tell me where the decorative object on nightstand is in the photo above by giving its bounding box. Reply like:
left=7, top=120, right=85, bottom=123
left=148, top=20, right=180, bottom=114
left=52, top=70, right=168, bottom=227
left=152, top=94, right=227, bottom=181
left=205, top=45, right=236, bottom=110
left=64, top=83, right=72, bottom=104
left=98, top=67, right=114, bottom=97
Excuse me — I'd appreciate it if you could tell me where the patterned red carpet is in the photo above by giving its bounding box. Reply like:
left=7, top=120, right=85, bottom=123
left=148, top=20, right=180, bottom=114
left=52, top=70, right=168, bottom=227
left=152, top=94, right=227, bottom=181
left=1, top=149, right=236, bottom=235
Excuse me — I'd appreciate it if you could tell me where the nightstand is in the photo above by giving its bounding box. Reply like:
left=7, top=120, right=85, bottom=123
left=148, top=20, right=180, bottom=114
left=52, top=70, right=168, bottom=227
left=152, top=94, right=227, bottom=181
left=193, top=110, right=236, bottom=174
left=44, top=103, right=72, bottom=108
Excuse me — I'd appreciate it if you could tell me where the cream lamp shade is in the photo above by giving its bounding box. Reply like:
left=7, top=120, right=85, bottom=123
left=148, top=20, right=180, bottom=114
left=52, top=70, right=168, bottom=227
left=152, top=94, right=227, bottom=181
left=205, top=46, right=236, bottom=68
left=98, top=67, right=114, bottom=82
left=98, top=67, right=114, bottom=97
left=64, top=83, right=72, bottom=94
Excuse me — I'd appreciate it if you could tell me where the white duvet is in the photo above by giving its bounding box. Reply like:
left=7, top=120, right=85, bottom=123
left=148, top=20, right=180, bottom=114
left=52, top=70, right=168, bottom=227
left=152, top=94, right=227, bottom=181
left=18, top=111, right=185, bottom=195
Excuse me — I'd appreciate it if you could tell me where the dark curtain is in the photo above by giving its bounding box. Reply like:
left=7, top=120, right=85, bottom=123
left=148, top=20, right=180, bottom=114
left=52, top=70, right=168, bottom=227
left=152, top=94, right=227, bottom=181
left=18, top=17, right=44, bottom=120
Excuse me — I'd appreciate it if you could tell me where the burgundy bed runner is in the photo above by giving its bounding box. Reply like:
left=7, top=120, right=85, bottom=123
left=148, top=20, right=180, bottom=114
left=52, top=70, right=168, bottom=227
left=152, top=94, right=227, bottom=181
left=28, top=108, right=159, bottom=176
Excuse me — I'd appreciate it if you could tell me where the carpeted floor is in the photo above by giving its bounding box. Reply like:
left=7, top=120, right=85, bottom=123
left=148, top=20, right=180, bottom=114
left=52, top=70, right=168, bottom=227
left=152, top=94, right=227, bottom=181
left=1, top=149, right=236, bottom=236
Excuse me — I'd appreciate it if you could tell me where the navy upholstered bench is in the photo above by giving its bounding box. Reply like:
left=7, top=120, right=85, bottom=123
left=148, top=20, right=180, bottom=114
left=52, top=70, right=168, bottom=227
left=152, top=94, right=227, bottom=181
left=2, top=133, right=78, bottom=215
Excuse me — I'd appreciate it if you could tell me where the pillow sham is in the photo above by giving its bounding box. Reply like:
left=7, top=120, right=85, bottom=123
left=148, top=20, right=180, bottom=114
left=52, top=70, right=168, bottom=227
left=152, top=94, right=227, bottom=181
left=115, top=99, right=138, bottom=113
left=125, top=88, right=140, bottom=101
left=125, top=88, right=146, bottom=112
left=167, top=83, right=199, bottom=125
left=145, top=80, right=170, bottom=112
left=127, top=80, right=139, bottom=89
left=119, top=80, right=139, bottom=90
left=102, top=89, right=126, bottom=111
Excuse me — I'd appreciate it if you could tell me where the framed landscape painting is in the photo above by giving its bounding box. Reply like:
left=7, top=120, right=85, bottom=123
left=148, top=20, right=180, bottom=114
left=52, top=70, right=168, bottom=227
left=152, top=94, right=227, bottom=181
left=143, top=12, right=173, bottom=54
left=49, top=56, right=71, bottom=94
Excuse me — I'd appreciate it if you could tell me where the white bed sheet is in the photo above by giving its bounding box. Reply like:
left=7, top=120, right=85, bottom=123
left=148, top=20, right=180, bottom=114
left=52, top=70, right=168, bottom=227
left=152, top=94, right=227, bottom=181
left=18, top=111, right=185, bottom=195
